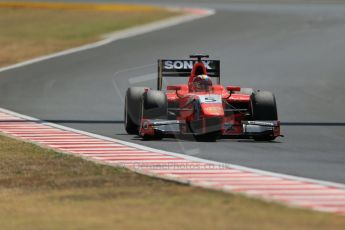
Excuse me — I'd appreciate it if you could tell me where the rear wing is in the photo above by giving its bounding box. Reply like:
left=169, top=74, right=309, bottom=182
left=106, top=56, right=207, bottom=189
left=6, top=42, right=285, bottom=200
left=157, top=59, right=220, bottom=90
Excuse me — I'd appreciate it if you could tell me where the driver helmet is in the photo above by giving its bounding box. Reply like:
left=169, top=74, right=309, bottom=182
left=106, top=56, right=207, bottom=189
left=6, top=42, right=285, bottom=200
left=192, top=74, right=212, bottom=92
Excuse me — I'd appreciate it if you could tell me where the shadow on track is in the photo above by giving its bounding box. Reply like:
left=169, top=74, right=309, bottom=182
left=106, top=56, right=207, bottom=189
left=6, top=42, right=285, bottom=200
left=281, top=122, right=345, bottom=126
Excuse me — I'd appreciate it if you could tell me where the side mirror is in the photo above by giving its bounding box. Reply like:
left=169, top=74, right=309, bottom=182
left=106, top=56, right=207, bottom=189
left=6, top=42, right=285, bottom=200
left=226, top=86, right=241, bottom=92
left=167, top=85, right=182, bottom=91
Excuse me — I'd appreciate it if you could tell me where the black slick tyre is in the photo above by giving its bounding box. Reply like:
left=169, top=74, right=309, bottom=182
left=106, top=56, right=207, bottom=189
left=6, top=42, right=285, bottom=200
left=142, top=90, right=168, bottom=120
left=124, top=87, right=148, bottom=135
left=251, top=90, right=278, bottom=141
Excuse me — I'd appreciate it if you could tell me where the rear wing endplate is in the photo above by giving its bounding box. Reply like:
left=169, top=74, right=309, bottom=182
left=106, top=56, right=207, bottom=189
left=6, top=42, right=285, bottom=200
left=157, top=59, right=220, bottom=90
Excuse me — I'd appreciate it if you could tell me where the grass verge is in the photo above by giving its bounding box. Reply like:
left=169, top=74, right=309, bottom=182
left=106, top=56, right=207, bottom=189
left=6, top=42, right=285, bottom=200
left=0, top=5, right=180, bottom=67
left=0, top=135, right=345, bottom=230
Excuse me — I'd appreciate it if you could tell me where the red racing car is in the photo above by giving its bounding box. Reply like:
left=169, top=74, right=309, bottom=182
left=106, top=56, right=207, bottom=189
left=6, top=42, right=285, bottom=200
left=124, top=55, right=281, bottom=141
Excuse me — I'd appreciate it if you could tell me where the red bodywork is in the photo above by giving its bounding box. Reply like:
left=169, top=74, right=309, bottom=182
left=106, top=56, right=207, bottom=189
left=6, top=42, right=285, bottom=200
left=140, top=61, right=280, bottom=138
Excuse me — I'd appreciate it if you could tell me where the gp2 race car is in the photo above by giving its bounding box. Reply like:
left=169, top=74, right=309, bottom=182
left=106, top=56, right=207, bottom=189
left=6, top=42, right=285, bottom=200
left=124, top=55, right=281, bottom=141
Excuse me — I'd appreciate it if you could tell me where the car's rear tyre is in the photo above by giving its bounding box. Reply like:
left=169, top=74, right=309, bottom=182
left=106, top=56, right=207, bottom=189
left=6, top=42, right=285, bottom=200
left=142, top=90, right=168, bottom=119
left=141, top=90, right=168, bottom=139
left=124, top=87, right=148, bottom=135
left=251, top=90, right=278, bottom=141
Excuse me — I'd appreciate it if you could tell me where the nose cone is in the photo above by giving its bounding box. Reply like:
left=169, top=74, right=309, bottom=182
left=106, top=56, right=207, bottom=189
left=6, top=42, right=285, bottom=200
left=201, top=103, right=224, bottom=116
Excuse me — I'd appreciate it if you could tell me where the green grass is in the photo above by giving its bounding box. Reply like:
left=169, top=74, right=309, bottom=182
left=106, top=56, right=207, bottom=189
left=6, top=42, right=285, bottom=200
left=1, top=135, right=345, bottom=230
left=0, top=7, right=180, bottom=67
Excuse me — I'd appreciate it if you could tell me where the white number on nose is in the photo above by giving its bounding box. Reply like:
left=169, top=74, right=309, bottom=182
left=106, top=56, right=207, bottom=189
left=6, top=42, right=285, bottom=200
left=198, top=95, right=222, bottom=103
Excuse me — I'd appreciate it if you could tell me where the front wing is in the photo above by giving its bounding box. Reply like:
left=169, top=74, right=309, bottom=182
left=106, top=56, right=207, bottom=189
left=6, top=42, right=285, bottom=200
left=140, top=119, right=280, bottom=139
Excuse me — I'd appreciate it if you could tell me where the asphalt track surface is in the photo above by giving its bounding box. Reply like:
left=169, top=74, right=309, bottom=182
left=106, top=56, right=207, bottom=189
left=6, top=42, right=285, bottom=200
left=0, top=0, right=345, bottom=184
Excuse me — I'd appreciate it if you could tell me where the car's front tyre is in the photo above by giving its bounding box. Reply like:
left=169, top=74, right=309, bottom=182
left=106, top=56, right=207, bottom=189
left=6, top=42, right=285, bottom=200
left=124, top=87, right=148, bottom=135
left=251, top=90, right=278, bottom=141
